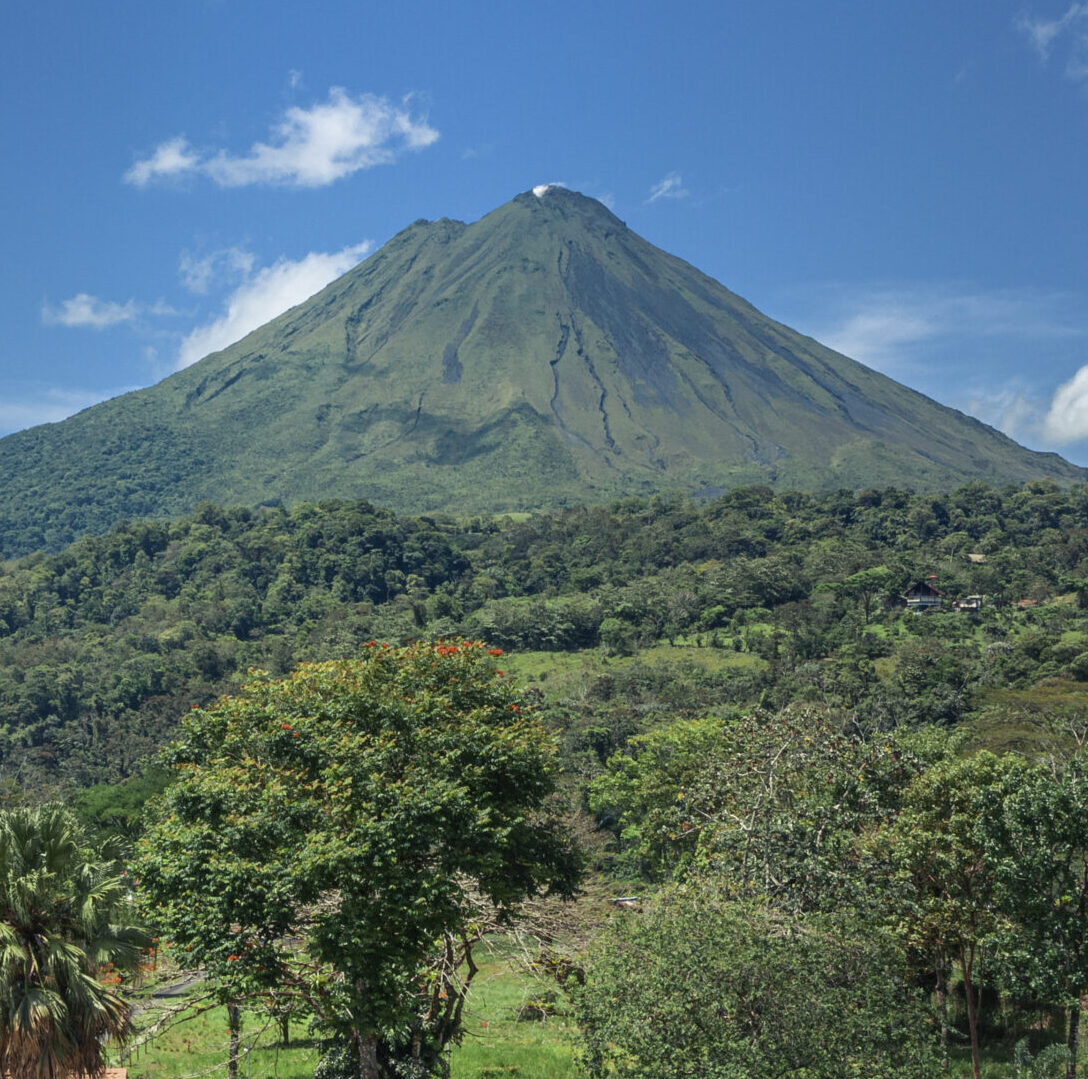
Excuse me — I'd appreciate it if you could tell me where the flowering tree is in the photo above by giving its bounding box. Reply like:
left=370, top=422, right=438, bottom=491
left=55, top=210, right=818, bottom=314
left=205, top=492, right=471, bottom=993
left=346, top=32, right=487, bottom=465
left=137, top=640, right=580, bottom=1079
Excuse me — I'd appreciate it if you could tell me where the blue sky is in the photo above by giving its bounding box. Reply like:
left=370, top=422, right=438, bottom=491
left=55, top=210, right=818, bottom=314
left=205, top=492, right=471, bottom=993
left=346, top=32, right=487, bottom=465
left=5, top=1, right=1088, bottom=463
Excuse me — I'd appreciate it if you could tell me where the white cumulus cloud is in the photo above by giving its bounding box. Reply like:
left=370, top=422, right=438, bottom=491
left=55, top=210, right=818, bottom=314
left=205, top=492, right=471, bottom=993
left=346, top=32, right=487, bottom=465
left=123, top=137, right=202, bottom=187
left=126, top=88, right=439, bottom=189
left=176, top=241, right=371, bottom=369
left=647, top=172, right=690, bottom=203
left=41, top=294, right=138, bottom=329
left=1044, top=366, right=1088, bottom=442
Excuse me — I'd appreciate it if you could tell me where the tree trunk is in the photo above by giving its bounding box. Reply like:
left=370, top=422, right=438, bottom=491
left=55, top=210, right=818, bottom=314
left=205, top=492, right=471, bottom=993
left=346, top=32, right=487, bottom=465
left=935, top=956, right=949, bottom=1073
left=227, top=1004, right=241, bottom=1079
left=357, top=1032, right=381, bottom=1079
left=960, top=946, right=982, bottom=1079
left=1067, top=999, right=1080, bottom=1079
left=280, top=1013, right=290, bottom=1047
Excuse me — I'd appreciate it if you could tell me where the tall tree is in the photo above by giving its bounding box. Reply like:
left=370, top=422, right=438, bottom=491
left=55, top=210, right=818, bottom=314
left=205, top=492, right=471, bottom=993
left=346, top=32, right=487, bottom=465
left=981, top=755, right=1088, bottom=1079
left=137, top=640, right=580, bottom=1079
left=887, top=751, right=1028, bottom=1079
left=0, top=805, right=147, bottom=1079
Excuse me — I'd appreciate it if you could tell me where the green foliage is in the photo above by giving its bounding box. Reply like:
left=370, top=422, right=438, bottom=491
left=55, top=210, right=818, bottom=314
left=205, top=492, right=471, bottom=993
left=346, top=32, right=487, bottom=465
left=137, top=641, right=580, bottom=1077
left=981, top=756, right=1088, bottom=1009
left=70, top=765, right=172, bottom=838
left=590, top=708, right=931, bottom=909
left=1012, top=1038, right=1071, bottom=1079
left=3, top=479, right=1088, bottom=796
left=886, top=751, right=1033, bottom=1079
left=574, top=885, right=937, bottom=1079
left=0, top=804, right=148, bottom=1079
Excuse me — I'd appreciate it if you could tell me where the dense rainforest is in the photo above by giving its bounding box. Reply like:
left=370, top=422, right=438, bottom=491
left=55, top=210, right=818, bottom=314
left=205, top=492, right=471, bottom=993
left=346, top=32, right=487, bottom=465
left=6, top=478, right=1088, bottom=1075
left=1, top=478, right=1086, bottom=799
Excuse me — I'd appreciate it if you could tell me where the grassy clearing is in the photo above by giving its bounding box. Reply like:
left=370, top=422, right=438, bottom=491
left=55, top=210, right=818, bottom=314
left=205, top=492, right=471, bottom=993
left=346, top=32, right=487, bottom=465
left=505, top=643, right=761, bottom=687
left=450, top=939, right=579, bottom=1078
left=116, top=998, right=318, bottom=1079
left=119, top=941, right=581, bottom=1079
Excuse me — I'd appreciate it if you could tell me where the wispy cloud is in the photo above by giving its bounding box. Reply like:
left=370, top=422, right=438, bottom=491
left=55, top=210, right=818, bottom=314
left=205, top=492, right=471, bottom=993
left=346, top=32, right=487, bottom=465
left=818, top=305, right=937, bottom=375
left=41, top=294, right=178, bottom=329
left=176, top=241, right=371, bottom=369
left=647, top=172, right=689, bottom=203
left=963, top=386, right=1044, bottom=445
left=775, top=282, right=1088, bottom=455
left=179, top=247, right=256, bottom=295
left=124, top=137, right=202, bottom=187
left=41, top=294, right=138, bottom=329
left=1017, top=4, right=1088, bottom=78
left=125, top=88, right=438, bottom=189
left=800, top=284, right=1085, bottom=377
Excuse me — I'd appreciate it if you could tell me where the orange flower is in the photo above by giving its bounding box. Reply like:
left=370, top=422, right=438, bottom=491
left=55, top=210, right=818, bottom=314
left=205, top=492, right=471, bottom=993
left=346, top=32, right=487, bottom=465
left=487, top=648, right=503, bottom=656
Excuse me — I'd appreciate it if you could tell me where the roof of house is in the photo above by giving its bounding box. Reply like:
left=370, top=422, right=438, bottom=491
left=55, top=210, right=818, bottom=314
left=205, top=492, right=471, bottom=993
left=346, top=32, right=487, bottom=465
left=904, top=579, right=946, bottom=597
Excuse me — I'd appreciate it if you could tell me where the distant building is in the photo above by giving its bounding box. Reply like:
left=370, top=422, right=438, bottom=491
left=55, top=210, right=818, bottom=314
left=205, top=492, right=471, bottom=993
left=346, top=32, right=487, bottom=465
left=953, top=595, right=983, bottom=612
left=902, top=576, right=945, bottom=611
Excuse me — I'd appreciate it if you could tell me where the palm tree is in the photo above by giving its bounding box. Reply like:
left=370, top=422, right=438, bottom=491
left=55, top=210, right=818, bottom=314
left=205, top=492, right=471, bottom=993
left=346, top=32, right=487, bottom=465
left=0, top=805, right=147, bottom=1079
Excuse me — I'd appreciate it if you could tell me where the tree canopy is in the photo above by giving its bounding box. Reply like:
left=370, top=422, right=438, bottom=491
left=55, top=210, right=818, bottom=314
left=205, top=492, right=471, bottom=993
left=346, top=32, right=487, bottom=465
left=137, top=640, right=580, bottom=1079
left=574, top=885, right=937, bottom=1079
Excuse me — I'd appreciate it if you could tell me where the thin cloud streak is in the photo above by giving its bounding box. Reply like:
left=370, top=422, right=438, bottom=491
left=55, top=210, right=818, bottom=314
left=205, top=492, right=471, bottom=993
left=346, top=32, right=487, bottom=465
left=963, top=386, right=1044, bottom=445
left=126, top=88, right=438, bottom=188
left=804, top=284, right=1086, bottom=376
left=647, top=171, right=689, bottom=203
left=781, top=282, right=1088, bottom=453
left=179, top=248, right=257, bottom=295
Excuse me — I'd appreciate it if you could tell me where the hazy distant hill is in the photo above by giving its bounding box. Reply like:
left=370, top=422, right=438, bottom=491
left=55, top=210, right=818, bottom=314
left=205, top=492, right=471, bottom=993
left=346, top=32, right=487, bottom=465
left=0, top=187, right=1082, bottom=556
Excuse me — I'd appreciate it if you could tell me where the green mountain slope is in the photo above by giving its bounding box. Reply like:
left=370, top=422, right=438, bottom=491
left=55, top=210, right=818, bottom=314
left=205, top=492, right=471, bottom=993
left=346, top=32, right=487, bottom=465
left=1, top=187, right=1082, bottom=556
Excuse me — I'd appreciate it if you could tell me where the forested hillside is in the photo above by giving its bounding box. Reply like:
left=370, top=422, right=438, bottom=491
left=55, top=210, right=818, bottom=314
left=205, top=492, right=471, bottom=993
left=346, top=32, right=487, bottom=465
left=7, top=479, right=1088, bottom=1076
left=2, top=478, right=1087, bottom=801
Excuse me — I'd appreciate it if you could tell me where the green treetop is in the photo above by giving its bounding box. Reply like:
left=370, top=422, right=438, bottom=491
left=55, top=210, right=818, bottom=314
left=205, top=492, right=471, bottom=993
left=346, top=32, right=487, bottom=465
left=137, top=640, right=580, bottom=1079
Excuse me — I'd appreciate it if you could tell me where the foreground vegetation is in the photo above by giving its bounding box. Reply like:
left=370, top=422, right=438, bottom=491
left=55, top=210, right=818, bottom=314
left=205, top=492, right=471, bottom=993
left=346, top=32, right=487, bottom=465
left=6, top=480, right=1088, bottom=1074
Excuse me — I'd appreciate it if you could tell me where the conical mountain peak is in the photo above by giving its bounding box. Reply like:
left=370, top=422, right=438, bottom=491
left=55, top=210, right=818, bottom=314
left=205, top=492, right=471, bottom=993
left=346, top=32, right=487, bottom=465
left=0, top=193, right=1082, bottom=555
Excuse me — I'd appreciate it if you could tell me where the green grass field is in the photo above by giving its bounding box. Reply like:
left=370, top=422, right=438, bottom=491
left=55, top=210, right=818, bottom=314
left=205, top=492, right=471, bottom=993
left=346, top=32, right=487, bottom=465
left=449, top=940, right=579, bottom=1079
left=118, top=941, right=580, bottom=1079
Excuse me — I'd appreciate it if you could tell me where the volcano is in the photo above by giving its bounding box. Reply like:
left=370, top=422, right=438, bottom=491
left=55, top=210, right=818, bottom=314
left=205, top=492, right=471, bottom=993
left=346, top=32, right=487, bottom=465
left=1, top=186, right=1082, bottom=555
